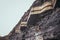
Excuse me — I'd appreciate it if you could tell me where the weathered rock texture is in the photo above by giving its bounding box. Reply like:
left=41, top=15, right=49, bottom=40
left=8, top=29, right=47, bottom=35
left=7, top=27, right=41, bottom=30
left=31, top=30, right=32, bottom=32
left=0, top=0, right=60, bottom=40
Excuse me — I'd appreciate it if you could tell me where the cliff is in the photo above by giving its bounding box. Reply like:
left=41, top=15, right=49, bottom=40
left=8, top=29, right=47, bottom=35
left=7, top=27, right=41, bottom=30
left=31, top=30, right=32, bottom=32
left=0, top=0, right=60, bottom=40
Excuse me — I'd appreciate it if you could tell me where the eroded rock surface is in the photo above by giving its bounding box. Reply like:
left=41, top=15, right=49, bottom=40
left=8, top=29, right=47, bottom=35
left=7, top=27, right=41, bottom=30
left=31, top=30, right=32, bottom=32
left=0, top=0, right=60, bottom=40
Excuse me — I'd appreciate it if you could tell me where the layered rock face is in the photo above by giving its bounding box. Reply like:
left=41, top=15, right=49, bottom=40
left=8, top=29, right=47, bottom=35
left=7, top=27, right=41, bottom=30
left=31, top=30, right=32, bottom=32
left=0, top=0, right=60, bottom=40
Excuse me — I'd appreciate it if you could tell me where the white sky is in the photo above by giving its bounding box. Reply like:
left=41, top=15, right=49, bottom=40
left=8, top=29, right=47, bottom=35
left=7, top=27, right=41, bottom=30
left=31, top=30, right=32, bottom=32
left=0, top=0, right=35, bottom=36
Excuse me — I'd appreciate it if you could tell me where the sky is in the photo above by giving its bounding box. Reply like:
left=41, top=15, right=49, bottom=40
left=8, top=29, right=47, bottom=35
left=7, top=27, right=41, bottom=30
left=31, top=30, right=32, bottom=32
left=0, top=0, right=35, bottom=36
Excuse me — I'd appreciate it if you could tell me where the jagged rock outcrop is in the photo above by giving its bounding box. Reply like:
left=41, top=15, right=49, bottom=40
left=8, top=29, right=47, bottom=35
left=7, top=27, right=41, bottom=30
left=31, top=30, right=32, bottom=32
left=0, top=0, right=60, bottom=40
